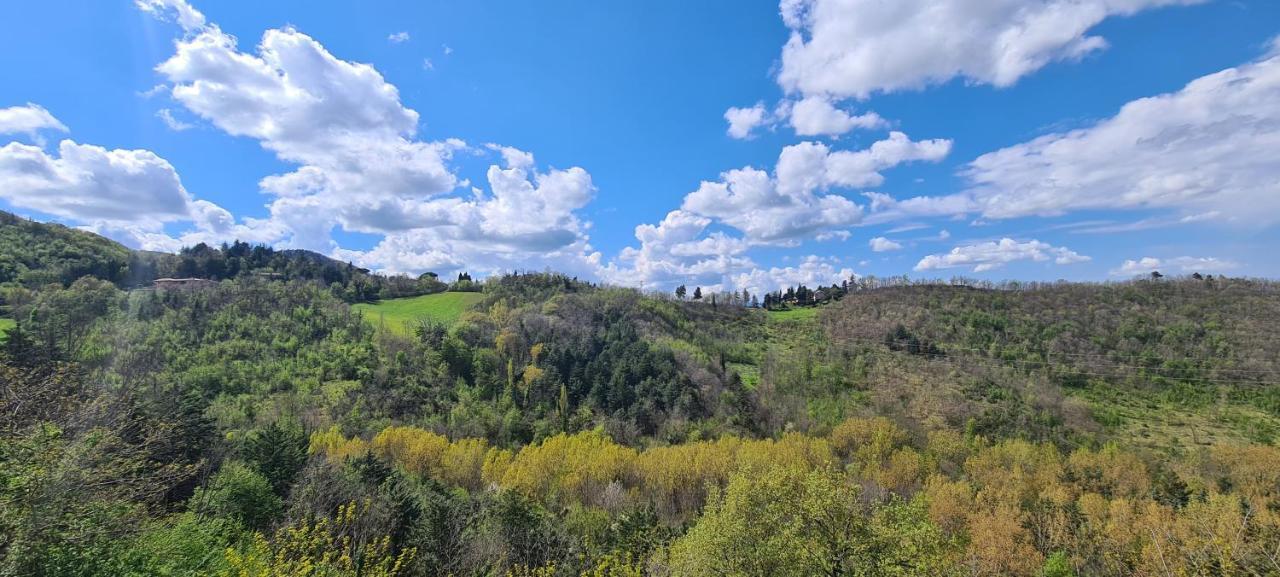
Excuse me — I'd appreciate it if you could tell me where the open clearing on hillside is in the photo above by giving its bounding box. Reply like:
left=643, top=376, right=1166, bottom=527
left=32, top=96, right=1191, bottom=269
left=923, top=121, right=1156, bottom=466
left=0, top=318, right=14, bottom=340
left=766, top=306, right=820, bottom=322
left=354, top=291, right=484, bottom=334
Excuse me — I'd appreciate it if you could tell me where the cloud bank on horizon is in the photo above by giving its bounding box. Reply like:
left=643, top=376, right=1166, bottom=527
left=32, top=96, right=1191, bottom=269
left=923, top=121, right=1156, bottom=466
left=1, top=0, right=1275, bottom=294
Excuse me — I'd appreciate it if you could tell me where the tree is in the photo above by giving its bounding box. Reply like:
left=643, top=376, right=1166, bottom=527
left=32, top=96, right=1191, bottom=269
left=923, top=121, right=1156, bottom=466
left=220, top=501, right=414, bottom=577
left=192, top=462, right=283, bottom=531
left=243, top=421, right=308, bottom=496
left=675, top=285, right=687, bottom=300
left=693, top=287, right=702, bottom=301
left=669, top=466, right=954, bottom=577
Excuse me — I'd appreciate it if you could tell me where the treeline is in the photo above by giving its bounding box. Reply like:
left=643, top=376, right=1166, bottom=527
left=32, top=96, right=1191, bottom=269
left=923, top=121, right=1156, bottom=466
left=0, top=211, right=451, bottom=303
left=0, top=210, right=134, bottom=287
left=147, top=241, right=451, bottom=302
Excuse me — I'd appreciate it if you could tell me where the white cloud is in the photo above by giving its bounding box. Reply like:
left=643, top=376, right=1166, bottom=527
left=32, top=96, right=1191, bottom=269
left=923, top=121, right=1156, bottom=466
left=599, top=213, right=851, bottom=294
left=332, top=147, right=601, bottom=276
left=724, top=102, right=769, bottom=139
left=0, top=139, right=193, bottom=223
left=818, top=131, right=950, bottom=189
left=727, top=97, right=886, bottom=139
left=731, top=255, right=853, bottom=295
left=605, top=131, right=947, bottom=289
left=154, top=23, right=462, bottom=250
left=134, top=3, right=604, bottom=276
left=135, top=0, right=206, bottom=32
left=422, top=58, right=434, bottom=71
left=388, top=31, right=410, bottom=43
left=0, top=104, right=68, bottom=143
left=868, top=236, right=902, bottom=252
left=1111, top=256, right=1238, bottom=277
left=914, top=238, right=1089, bottom=273
left=958, top=50, right=1280, bottom=225
left=156, top=108, right=193, bottom=131
left=599, top=210, right=756, bottom=290
left=861, top=191, right=978, bottom=224
left=777, top=0, right=1202, bottom=99
left=789, top=95, right=885, bottom=136
left=683, top=132, right=948, bottom=242
left=0, top=137, right=267, bottom=252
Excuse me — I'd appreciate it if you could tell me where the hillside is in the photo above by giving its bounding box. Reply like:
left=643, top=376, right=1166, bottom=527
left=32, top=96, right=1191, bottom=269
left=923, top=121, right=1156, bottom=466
left=0, top=212, right=447, bottom=302
left=823, top=281, right=1280, bottom=447
left=1, top=222, right=1278, bottom=576
left=0, top=210, right=135, bottom=287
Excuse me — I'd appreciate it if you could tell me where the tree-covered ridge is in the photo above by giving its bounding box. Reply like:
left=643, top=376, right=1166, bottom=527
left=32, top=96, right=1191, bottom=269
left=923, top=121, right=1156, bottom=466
left=0, top=212, right=449, bottom=302
left=1, top=233, right=1279, bottom=576
left=162, top=241, right=451, bottom=302
left=0, top=210, right=133, bottom=287
left=814, top=278, right=1280, bottom=447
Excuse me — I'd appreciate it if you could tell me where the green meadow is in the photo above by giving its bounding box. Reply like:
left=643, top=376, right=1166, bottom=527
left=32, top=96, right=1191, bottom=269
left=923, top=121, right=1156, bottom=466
left=353, top=291, right=485, bottom=334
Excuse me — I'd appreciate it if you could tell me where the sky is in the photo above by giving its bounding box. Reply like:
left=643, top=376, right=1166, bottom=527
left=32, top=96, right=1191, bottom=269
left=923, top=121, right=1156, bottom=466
left=1, top=0, right=1278, bottom=294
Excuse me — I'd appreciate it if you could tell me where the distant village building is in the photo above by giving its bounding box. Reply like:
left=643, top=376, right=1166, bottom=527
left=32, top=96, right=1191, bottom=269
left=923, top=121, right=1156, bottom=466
left=152, top=277, right=219, bottom=290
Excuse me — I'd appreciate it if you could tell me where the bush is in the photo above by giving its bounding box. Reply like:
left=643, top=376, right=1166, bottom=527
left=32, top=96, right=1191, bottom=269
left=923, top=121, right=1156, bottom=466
left=192, top=462, right=283, bottom=531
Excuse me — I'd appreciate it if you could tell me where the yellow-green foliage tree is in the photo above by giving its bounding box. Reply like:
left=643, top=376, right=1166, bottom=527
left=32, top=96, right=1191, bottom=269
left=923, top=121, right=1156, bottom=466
left=306, top=419, right=1280, bottom=577
left=668, top=465, right=955, bottom=577
left=496, top=430, right=639, bottom=508
left=220, top=500, right=414, bottom=577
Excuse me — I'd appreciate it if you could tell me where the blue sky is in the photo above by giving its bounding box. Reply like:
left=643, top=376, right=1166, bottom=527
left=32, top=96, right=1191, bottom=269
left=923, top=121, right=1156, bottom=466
left=1, top=0, right=1277, bottom=293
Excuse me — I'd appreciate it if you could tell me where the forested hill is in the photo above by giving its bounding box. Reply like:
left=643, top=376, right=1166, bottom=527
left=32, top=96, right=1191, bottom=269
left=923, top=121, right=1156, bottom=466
left=813, top=278, right=1280, bottom=448
left=0, top=210, right=444, bottom=301
left=2, top=215, right=1280, bottom=575
left=0, top=210, right=134, bottom=286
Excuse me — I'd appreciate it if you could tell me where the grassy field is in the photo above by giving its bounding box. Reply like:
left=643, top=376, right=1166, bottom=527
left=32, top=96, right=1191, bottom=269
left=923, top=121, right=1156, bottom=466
left=353, top=291, right=485, bottom=334
left=766, top=306, right=820, bottom=322
left=0, top=317, right=14, bottom=340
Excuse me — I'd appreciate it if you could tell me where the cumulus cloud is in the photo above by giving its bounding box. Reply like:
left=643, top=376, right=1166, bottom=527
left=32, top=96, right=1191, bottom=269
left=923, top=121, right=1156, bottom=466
left=388, top=31, right=410, bottom=43
left=683, top=132, right=949, bottom=242
left=788, top=95, right=885, bottom=136
left=959, top=49, right=1280, bottom=225
left=599, top=213, right=851, bottom=294
left=1111, top=256, right=1238, bottom=277
left=726, top=97, right=885, bottom=139
left=777, top=0, right=1201, bottom=99
left=332, top=147, right=601, bottom=276
left=868, top=236, right=902, bottom=252
left=152, top=20, right=464, bottom=251
left=0, top=104, right=68, bottom=143
left=914, top=238, right=1089, bottom=272
left=129, top=2, right=606, bottom=275
left=724, top=102, right=769, bottom=139
left=0, top=136, right=265, bottom=252
left=0, top=140, right=193, bottom=223
left=731, top=255, right=853, bottom=295
left=605, top=130, right=947, bottom=289
left=599, top=210, right=755, bottom=290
